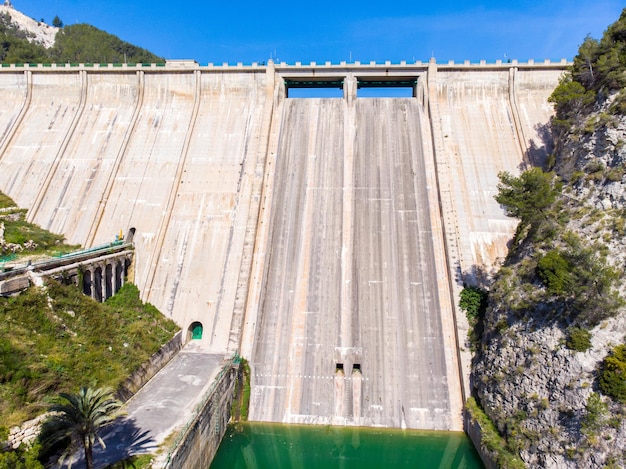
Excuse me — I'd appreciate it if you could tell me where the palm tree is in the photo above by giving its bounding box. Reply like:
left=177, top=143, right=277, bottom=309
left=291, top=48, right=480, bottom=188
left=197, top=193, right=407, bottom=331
left=41, top=387, right=123, bottom=469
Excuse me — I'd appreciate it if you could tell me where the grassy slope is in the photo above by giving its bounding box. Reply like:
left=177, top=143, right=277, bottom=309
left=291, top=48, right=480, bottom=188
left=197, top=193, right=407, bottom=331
left=1, top=191, right=179, bottom=433
left=1, top=191, right=79, bottom=261
left=0, top=282, right=179, bottom=432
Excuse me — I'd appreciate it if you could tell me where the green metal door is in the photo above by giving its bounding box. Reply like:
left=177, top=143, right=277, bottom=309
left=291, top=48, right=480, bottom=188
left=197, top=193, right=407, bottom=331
left=191, top=323, right=203, bottom=340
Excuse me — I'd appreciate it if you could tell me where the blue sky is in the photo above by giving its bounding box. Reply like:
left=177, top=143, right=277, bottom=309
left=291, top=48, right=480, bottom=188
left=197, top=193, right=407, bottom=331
left=11, top=1, right=625, bottom=65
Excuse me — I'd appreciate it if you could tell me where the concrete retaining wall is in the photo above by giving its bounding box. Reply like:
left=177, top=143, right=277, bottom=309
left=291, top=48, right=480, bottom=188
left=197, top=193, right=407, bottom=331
left=3, top=414, right=48, bottom=451
left=464, top=411, right=498, bottom=469
left=116, top=330, right=183, bottom=402
left=164, top=363, right=239, bottom=469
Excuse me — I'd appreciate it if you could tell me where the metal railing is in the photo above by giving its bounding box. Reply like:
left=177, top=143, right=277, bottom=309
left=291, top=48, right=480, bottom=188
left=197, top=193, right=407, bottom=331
left=0, top=240, right=132, bottom=279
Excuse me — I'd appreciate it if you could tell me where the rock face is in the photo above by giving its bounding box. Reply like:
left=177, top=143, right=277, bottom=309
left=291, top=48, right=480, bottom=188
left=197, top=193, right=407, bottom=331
left=0, top=4, right=58, bottom=48
left=474, top=319, right=626, bottom=467
left=472, top=103, right=626, bottom=468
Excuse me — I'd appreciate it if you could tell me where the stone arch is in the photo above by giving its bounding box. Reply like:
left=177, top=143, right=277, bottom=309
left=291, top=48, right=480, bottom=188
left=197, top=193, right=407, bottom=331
left=188, top=321, right=203, bottom=341
left=94, top=266, right=103, bottom=302
left=82, top=269, right=92, bottom=297
left=105, top=263, right=113, bottom=300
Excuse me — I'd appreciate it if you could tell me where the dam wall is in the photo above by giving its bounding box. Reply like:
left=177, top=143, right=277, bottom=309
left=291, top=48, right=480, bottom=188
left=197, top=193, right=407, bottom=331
left=0, top=59, right=566, bottom=431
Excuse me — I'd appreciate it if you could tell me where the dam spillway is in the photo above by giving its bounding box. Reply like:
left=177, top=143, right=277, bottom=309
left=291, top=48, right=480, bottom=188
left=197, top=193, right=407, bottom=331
left=247, top=96, right=457, bottom=428
left=0, top=59, right=566, bottom=431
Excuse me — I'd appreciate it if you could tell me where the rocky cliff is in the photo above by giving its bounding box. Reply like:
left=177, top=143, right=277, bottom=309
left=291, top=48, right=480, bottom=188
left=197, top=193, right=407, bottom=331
left=471, top=9, right=626, bottom=469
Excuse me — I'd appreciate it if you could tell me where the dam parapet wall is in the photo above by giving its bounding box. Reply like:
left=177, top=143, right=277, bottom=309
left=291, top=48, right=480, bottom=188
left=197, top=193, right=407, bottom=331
left=0, top=57, right=569, bottom=72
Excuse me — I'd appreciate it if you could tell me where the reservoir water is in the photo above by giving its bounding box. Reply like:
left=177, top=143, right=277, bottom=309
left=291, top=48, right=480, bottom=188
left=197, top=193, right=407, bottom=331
left=210, top=422, right=484, bottom=468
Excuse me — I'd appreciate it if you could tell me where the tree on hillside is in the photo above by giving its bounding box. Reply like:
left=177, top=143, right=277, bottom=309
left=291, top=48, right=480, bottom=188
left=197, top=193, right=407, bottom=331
left=40, top=387, right=123, bottom=469
left=49, top=24, right=164, bottom=64
left=52, top=15, right=63, bottom=28
left=550, top=7, right=626, bottom=129
left=495, top=168, right=561, bottom=238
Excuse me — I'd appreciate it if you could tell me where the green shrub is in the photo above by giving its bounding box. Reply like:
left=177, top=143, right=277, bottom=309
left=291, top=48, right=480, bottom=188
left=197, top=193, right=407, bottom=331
left=495, top=169, right=561, bottom=239
left=612, top=213, right=626, bottom=235
left=599, top=344, right=626, bottom=402
left=609, top=91, right=626, bottom=115
left=459, top=286, right=488, bottom=322
left=548, top=77, right=596, bottom=125
left=582, top=392, right=608, bottom=434
left=585, top=160, right=604, bottom=172
left=465, top=397, right=525, bottom=469
left=606, top=166, right=624, bottom=182
left=537, top=250, right=572, bottom=294
left=570, top=171, right=585, bottom=184
left=0, top=443, right=43, bottom=468
left=566, top=327, right=592, bottom=352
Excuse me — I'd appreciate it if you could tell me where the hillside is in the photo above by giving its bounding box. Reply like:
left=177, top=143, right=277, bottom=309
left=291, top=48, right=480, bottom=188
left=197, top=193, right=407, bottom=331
left=0, top=3, right=164, bottom=63
left=1, top=193, right=179, bottom=446
left=0, top=283, right=179, bottom=432
left=1, top=191, right=78, bottom=264
left=470, top=8, right=626, bottom=469
left=0, top=4, right=57, bottom=47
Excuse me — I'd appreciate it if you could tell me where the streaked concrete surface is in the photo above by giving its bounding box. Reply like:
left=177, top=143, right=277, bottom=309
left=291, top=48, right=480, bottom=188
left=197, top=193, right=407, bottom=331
left=427, top=65, right=564, bottom=401
left=143, top=71, right=271, bottom=352
left=432, top=67, right=563, bottom=279
left=0, top=72, right=82, bottom=209
left=29, top=72, right=140, bottom=240
left=0, top=61, right=565, bottom=431
left=0, top=71, right=27, bottom=146
left=247, top=97, right=461, bottom=429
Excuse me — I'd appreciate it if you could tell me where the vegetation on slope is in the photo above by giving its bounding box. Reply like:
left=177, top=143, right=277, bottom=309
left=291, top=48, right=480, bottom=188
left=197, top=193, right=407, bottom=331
left=1, top=192, right=177, bottom=456
left=231, top=358, right=251, bottom=423
left=48, top=24, right=164, bottom=64
left=0, top=191, right=79, bottom=262
left=0, top=13, right=163, bottom=64
left=549, top=8, right=626, bottom=146
left=0, top=13, right=47, bottom=63
left=0, top=281, right=179, bottom=433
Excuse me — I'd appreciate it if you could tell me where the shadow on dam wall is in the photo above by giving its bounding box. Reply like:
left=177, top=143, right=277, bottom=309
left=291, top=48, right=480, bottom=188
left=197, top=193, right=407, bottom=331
left=0, top=60, right=566, bottom=431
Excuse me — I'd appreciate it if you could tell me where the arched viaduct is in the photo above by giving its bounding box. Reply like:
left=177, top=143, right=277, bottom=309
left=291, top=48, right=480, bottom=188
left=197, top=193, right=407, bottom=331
left=0, top=58, right=567, bottom=430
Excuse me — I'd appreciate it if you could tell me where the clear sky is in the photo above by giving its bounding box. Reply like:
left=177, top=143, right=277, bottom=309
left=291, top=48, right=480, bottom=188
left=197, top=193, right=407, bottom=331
left=10, top=0, right=625, bottom=65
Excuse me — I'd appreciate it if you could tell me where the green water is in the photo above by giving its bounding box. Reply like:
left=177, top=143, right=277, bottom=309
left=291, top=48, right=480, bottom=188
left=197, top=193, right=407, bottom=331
left=210, top=422, right=484, bottom=469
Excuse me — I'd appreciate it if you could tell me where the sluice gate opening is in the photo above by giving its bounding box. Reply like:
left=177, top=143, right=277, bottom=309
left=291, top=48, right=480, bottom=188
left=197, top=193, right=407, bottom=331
left=284, top=78, right=344, bottom=98
left=283, top=76, right=419, bottom=98
left=356, top=77, right=418, bottom=97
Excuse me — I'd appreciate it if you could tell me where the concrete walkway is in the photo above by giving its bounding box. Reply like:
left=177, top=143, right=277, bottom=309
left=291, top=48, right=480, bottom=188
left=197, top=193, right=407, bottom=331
left=66, top=342, right=226, bottom=468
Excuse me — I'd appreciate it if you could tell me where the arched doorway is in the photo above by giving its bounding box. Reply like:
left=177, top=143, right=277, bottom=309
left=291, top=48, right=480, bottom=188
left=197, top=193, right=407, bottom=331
left=189, top=321, right=203, bottom=340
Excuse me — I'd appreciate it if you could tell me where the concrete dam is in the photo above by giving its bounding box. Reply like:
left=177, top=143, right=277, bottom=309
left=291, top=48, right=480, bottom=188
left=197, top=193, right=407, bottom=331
left=0, top=59, right=566, bottom=431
